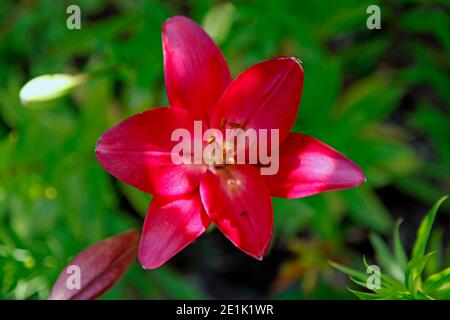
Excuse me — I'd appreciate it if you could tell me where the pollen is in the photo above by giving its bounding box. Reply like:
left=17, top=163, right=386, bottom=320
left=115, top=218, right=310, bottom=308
left=207, top=135, right=216, bottom=144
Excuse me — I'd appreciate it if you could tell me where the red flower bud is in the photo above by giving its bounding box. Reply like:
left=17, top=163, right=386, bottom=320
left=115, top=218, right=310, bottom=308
left=49, top=229, right=139, bottom=300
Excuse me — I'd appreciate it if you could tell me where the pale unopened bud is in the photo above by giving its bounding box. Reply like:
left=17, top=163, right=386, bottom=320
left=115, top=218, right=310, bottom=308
left=20, top=73, right=88, bottom=106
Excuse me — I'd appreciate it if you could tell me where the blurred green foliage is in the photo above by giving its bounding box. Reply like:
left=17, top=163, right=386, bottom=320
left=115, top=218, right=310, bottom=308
left=332, top=196, right=449, bottom=299
left=0, top=0, right=448, bottom=299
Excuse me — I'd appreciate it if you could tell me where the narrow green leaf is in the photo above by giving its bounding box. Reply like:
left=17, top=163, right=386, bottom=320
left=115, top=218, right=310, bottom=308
left=362, top=255, right=370, bottom=268
left=381, top=273, right=406, bottom=291
left=329, top=261, right=368, bottom=283
left=349, top=276, right=369, bottom=289
left=369, top=233, right=403, bottom=282
left=423, top=267, right=450, bottom=292
left=411, top=196, right=447, bottom=262
left=405, top=252, right=435, bottom=294
left=379, top=293, right=414, bottom=300
left=349, top=276, right=395, bottom=295
left=333, top=259, right=403, bottom=291
left=425, top=229, right=443, bottom=277
left=414, top=290, right=434, bottom=300
left=393, top=219, right=408, bottom=271
left=432, top=286, right=450, bottom=300
left=348, top=288, right=378, bottom=300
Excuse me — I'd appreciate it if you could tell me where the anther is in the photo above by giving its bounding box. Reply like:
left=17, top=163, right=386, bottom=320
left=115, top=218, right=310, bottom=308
left=207, top=136, right=215, bottom=144
left=220, top=117, right=227, bottom=128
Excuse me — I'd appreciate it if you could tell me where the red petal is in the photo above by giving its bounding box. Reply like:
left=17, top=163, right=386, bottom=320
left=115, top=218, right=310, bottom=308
left=96, top=107, right=206, bottom=196
left=163, top=16, right=231, bottom=124
left=138, top=192, right=210, bottom=269
left=264, top=133, right=365, bottom=198
left=48, top=230, right=139, bottom=300
left=200, top=165, right=273, bottom=259
left=212, top=57, right=303, bottom=142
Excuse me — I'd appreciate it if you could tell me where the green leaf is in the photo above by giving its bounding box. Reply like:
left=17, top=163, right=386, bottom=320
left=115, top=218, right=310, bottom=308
left=425, top=229, right=443, bottom=277
left=414, top=290, right=434, bottom=300
left=405, top=252, right=435, bottom=294
left=411, top=196, right=447, bottom=262
left=431, top=287, right=450, bottom=300
left=423, top=267, right=450, bottom=293
left=369, top=233, right=403, bottom=282
left=348, top=288, right=378, bottom=300
left=332, top=259, right=403, bottom=291
left=329, top=261, right=368, bottom=284
left=349, top=276, right=396, bottom=296
left=393, top=219, right=408, bottom=272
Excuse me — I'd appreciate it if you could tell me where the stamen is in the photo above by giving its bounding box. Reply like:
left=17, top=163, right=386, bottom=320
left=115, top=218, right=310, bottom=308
left=207, top=136, right=215, bottom=144
left=220, top=117, right=227, bottom=128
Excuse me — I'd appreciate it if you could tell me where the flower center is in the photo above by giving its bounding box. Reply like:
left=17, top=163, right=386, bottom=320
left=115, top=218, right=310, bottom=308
left=205, top=135, right=237, bottom=169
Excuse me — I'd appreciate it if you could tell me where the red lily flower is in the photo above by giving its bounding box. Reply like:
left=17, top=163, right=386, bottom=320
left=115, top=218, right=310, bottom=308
left=95, top=16, right=365, bottom=269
